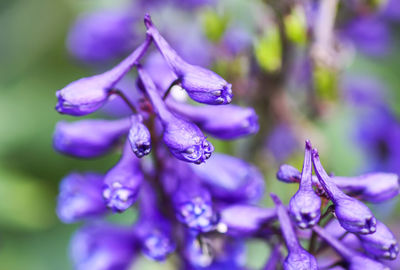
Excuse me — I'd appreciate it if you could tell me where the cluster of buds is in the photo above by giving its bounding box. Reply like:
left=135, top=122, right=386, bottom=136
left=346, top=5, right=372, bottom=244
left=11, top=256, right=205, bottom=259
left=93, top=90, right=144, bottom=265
left=54, top=14, right=263, bottom=269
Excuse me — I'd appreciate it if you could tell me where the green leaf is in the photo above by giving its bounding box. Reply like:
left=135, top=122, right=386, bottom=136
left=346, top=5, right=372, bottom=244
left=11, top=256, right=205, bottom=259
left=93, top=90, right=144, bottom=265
left=201, top=9, right=229, bottom=43
left=284, top=5, right=307, bottom=46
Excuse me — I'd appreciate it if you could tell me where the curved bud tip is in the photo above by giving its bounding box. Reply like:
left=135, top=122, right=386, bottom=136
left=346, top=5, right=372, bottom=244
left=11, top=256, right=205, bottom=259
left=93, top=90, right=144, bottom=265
left=276, top=164, right=301, bottom=183
left=144, top=14, right=153, bottom=29
left=103, top=183, right=138, bottom=212
left=305, top=139, right=312, bottom=149
left=270, top=193, right=282, bottom=205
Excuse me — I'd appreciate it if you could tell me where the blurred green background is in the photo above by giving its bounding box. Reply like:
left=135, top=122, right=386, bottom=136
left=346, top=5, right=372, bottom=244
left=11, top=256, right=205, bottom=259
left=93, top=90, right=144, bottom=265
left=0, top=0, right=399, bottom=269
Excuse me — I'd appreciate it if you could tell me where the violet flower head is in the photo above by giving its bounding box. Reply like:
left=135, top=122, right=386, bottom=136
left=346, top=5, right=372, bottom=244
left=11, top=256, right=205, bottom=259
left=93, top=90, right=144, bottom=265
left=313, top=225, right=390, bottom=270
left=219, top=204, right=276, bottom=236
left=144, top=15, right=233, bottom=105
left=128, top=115, right=151, bottom=158
left=276, top=164, right=302, bottom=183
left=358, top=220, right=399, bottom=260
left=168, top=101, right=259, bottom=140
left=289, top=140, right=321, bottom=229
left=70, top=224, right=137, bottom=270
left=57, top=172, right=107, bottom=223
left=270, top=193, right=318, bottom=270
left=138, top=66, right=213, bottom=164
left=53, top=118, right=130, bottom=158
left=103, top=141, right=143, bottom=212
left=312, top=149, right=377, bottom=234
left=190, top=153, right=265, bottom=202
left=66, top=10, right=136, bottom=63
left=56, top=36, right=151, bottom=116
left=172, top=174, right=216, bottom=232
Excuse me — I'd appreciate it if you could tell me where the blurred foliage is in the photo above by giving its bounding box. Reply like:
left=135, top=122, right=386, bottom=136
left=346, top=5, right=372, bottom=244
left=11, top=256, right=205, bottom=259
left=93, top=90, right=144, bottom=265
left=201, top=9, right=229, bottom=43
left=284, top=5, right=307, bottom=46
left=253, top=25, right=282, bottom=73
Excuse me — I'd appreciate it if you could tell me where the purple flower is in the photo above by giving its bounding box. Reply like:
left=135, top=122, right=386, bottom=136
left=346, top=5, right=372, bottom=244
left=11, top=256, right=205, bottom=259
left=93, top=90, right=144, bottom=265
left=358, top=220, right=399, bottom=260
left=381, top=0, right=400, bottom=21
left=53, top=118, right=130, bottom=158
left=56, top=172, right=107, bottom=223
left=137, top=66, right=213, bottom=164
left=289, top=140, right=321, bottom=229
left=56, top=36, right=151, bottom=116
left=313, top=225, right=390, bottom=270
left=341, top=16, right=390, bottom=56
left=276, top=164, right=302, bottom=183
left=144, top=15, right=233, bottom=105
left=70, top=224, right=137, bottom=270
left=312, top=149, right=377, bottom=234
left=190, top=153, right=265, bottom=202
left=135, top=183, right=176, bottom=261
left=66, top=10, right=137, bottom=63
left=218, top=204, right=276, bottom=236
left=332, top=173, right=400, bottom=203
left=270, top=193, right=318, bottom=270
left=265, top=124, right=298, bottom=163
left=144, top=52, right=178, bottom=92
left=103, top=141, right=143, bottom=212
left=168, top=101, right=259, bottom=140
left=128, top=115, right=151, bottom=158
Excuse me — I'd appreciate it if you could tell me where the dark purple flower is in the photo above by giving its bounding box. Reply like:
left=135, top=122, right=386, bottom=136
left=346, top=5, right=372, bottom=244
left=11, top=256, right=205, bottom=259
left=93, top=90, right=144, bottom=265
left=53, top=118, right=130, bottom=158
left=358, top=220, right=399, bottom=260
left=144, top=15, right=233, bottom=105
left=341, top=16, right=390, bottom=56
left=135, top=183, right=176, bottom=261
left=190, top=153, right=265, bottom=202
left=312, top=149, right=377, bottom=234
left=66, top=10, right=137, bottom=63
left=70, top=224, right=137, bottom=270
left=56, top=36, right=151, bottom=116
left=265, top=124, right=298, bottom=163
left=313, top=225, right=390, bottom=270
left=276, top=164, right=302, bottom=183
left=168, top=101, right=259, bottom=140
left=270, top=193, right=318, bottom=270
left=103, top=141, right=143, bottom=212
left=137, top=66, right=213, bottom=164
left=289, top=140, right=321, bottom=229
left=218, top=204, right=276, bottom=236
left=128, top=115, right=151, bottom=158
left=332, top=173, right=400, bottom=203
left=57, top=172, right=107, bottom=223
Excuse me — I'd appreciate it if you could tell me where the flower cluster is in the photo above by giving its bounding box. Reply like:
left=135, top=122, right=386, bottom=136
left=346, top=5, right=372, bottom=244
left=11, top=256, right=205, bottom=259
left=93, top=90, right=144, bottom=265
left=54, top=14, right=262, bottom=269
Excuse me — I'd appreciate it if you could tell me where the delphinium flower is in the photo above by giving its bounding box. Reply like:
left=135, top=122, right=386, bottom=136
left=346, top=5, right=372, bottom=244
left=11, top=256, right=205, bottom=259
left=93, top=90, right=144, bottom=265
left=54, top=13, right=264, bottom=269
left=144, top=15, right=233, bottom=105
left=313, top=225, right=390, bottom=270
left=271, top=193, right=318, bottom=270
left=288, top=140, right=321, bottom=229
left=312, top=148, right=377, bottom=234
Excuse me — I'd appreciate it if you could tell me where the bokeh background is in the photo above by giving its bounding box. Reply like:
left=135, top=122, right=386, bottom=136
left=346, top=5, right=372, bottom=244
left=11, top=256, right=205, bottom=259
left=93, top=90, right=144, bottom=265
left=0, top=0, right=399, bottom=269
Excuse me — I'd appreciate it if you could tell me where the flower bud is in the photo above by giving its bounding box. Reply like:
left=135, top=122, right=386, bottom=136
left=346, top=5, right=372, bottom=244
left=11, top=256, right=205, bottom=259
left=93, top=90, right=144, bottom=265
left=312, top=149, right=377, bottom=234
left=138, top=65, right=213, bottom=164
left=128, top=115, right=151, bottom=158
left=289, top=140, right=321, bottom=229
left=103, top=141, right=143, bottom=212
left=56, top=172, right=107, bottom=223
left=168, top=101, right=259, bottom=139
left=276, top=164, right=302, bottom=183
left=56, top=37, right=151, bottom=116
left=53, top=118, right=130, bottom=158
left=70, top=224, right=137, bottom=270
left=144, top=15, right=233, bottom=105
left=313, top=225, right=390, bottom=270
left=66, top=10, right=136, bottom=63
left=270, top=193, right=318, bottom=270
left=190, top=153, right=265, bottom=202
left=358, top=220, right=399, bottom=260
left=219, top=204, right=276, bottom=236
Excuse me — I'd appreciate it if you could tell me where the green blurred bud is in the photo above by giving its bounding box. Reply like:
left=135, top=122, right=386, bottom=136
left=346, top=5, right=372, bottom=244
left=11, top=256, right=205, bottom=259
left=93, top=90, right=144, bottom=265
left=284, top=5, right=307, bottom=46
left=253, top=25, right=282, bottom=73
left=313, top=65, right=338, bottom=100
left=201, top=9, right=229, bottom=43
